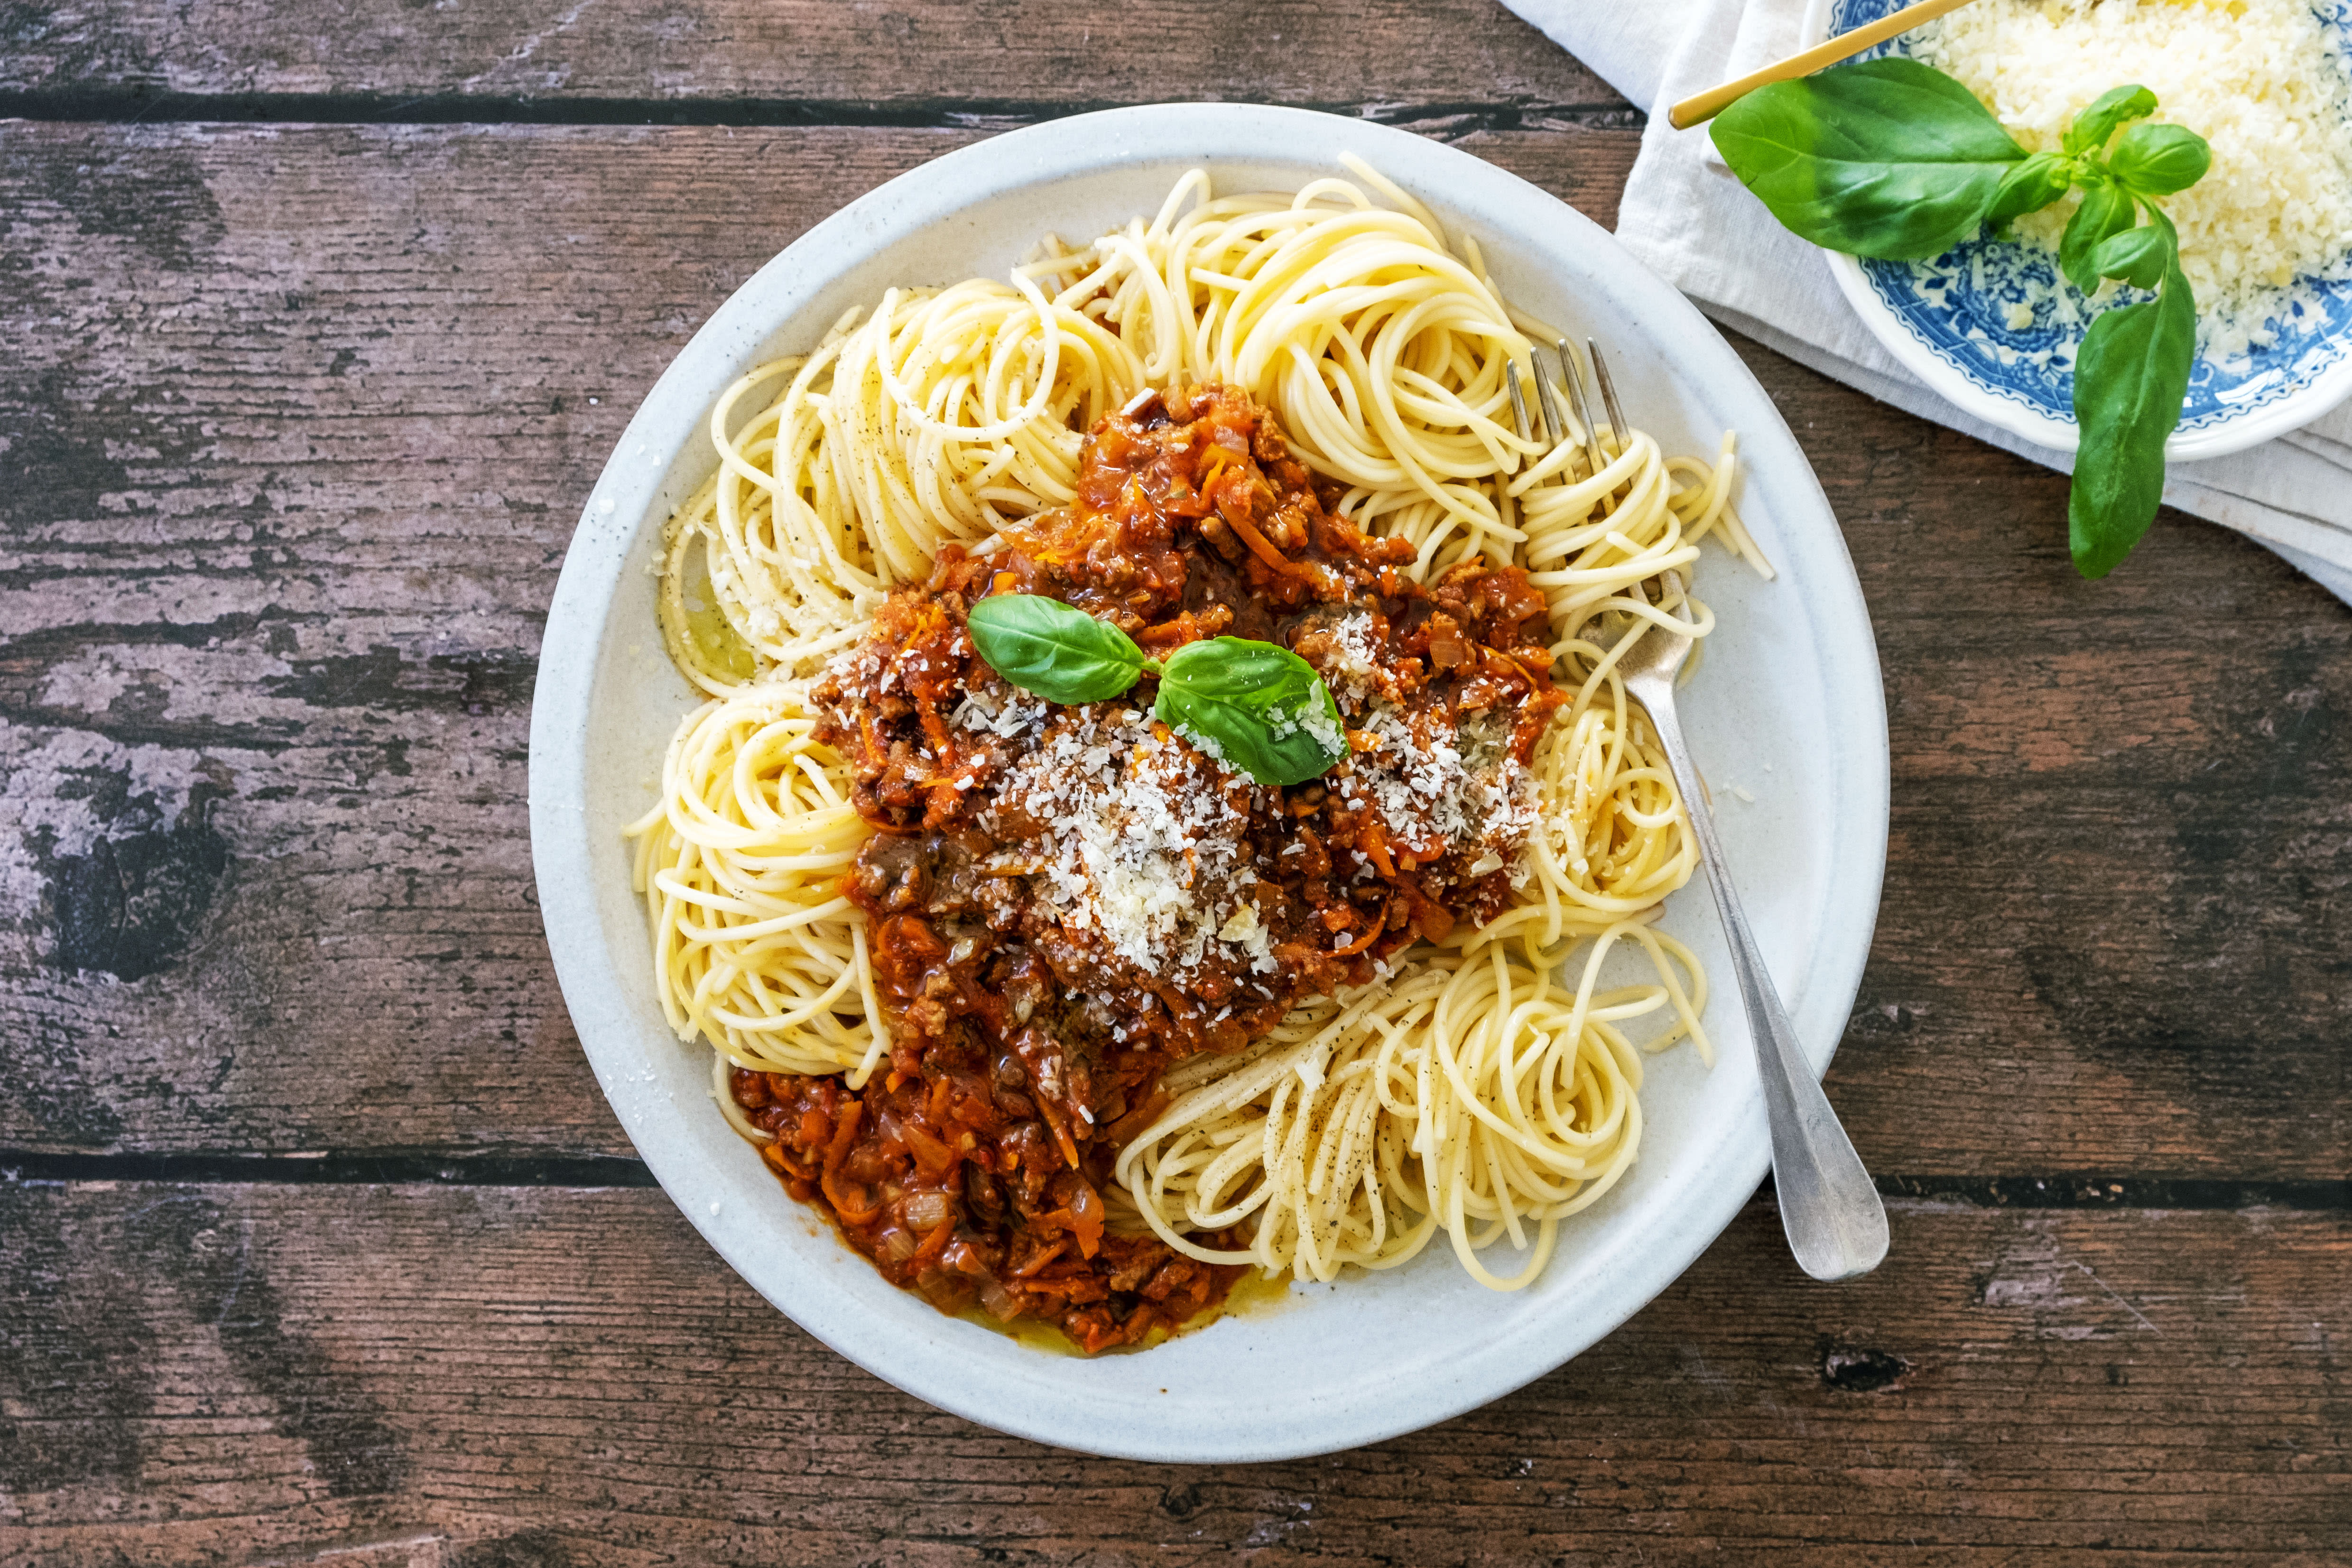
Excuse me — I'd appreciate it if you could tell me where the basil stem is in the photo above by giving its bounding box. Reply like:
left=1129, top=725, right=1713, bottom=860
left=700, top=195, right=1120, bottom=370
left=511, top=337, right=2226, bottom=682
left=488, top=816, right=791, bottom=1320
left=1709, top=57, right=2030, bottom=261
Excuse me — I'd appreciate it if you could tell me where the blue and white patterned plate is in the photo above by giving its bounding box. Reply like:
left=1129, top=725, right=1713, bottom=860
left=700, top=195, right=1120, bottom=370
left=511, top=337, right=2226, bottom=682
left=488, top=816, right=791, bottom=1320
left=1803, top=0, right=2352, bottom=458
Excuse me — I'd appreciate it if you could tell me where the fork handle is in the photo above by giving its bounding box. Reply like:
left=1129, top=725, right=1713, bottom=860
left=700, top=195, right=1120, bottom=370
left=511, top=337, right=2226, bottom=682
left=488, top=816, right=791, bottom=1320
left=1633, top=677, right=1890, bottom=1281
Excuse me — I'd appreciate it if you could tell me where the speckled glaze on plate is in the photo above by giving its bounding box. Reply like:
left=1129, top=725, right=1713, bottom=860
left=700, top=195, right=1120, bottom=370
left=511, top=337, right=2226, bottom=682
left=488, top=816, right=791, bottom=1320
left=527, top=103, right=1889, bottom=1463
left=1804, top=0, right=2352, bottom=458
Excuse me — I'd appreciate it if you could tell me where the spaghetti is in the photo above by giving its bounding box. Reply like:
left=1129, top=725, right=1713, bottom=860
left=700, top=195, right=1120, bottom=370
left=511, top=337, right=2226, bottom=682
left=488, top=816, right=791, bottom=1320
left=625, top=166, right=1769, bottom=1341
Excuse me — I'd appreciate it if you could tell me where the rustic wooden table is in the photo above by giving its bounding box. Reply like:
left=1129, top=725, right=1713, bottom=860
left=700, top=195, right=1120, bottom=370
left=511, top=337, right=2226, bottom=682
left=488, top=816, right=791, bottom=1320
left=4, top=3, right=2347, bottom=1562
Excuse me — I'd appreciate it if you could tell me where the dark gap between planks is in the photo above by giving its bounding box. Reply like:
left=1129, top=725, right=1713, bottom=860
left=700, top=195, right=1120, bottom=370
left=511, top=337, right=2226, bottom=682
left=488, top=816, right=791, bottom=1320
left=1, top=1151, right=2343, bottom=1208
left=0, top=88, right=1643, bottom=133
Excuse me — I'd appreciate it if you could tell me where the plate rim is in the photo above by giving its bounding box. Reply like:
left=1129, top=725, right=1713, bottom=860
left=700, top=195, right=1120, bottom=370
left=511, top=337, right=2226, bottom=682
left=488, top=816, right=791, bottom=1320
left=527, top=101, right=1891, bottom=1462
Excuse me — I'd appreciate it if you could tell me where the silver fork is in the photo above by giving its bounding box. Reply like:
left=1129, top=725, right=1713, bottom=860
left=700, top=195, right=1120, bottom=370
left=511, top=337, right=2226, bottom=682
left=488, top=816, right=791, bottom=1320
left=1511, top=349, right=1890, bottom=1282
left=1608, top=577, right=1888, bottom=1281
left=1507, top=336, right=1620, bottom=494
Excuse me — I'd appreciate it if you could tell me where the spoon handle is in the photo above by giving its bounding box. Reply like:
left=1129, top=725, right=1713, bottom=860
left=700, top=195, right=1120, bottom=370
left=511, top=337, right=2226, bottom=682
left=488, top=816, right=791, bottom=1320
left=1632, top=677, right=1890, bottom=1281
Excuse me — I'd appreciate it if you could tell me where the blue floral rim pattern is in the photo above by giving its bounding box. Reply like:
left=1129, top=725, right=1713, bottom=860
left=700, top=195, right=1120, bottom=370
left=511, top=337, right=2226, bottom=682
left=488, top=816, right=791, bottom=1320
left=1828, top=0, right=2352, bottom=435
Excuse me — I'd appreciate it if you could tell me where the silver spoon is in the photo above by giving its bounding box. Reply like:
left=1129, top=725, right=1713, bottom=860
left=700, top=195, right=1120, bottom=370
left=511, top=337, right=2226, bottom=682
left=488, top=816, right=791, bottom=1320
left=1605, top=573, right=1890, bottom=1281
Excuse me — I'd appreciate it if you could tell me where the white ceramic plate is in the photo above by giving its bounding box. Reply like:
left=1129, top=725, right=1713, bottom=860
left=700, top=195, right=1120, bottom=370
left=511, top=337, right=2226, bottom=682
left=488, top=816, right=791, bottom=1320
left=528, top=103, right=1890, bottom=1463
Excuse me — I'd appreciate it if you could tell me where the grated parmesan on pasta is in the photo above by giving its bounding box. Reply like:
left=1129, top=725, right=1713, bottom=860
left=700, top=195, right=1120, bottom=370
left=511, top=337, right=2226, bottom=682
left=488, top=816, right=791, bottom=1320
left=1915, top=0, right=2352, bottom=354
left=983, top=706, right=1276, bottom=986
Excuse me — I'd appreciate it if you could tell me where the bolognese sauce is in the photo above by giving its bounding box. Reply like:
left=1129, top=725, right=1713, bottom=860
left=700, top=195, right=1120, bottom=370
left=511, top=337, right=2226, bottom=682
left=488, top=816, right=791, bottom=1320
left=730, top=382, right=1568, bottom=1352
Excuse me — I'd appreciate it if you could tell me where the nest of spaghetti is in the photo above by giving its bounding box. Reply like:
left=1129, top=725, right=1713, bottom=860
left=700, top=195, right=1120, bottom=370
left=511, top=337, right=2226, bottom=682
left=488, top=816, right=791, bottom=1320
left=685, top=384, right=1680, bottom=1352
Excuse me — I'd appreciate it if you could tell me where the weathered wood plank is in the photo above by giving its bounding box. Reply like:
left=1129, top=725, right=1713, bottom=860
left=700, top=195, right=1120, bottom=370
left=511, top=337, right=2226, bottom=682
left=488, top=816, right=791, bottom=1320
left=1, top=1184, right=2343, bottom=1565
left=1729, top=340, right=2352, bottom=1179
left=0, top=0, right=1626, bottom=115
left=1, top=122, right=2345, bottom=1171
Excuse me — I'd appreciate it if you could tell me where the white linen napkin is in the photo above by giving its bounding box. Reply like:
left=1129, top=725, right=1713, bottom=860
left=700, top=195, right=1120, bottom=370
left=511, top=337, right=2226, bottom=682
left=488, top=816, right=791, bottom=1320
left=1501, top=0, right=2352, bottom=601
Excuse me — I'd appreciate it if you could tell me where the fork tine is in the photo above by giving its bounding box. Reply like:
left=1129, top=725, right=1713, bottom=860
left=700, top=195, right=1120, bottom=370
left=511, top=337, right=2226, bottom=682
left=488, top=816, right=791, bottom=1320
left=1514, top=350, right=1552, bottom=454
left=1505, top=359, right=1532, bottom=445
left=1558, top=338, right=1608, bottom=484
left=1587, top=337, right=1630, bottom=451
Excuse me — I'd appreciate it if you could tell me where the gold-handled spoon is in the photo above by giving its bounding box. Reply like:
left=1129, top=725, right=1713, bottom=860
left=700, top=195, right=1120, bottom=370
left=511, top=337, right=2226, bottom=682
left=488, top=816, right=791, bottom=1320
left=1667, top=0, right=1982, bottom=129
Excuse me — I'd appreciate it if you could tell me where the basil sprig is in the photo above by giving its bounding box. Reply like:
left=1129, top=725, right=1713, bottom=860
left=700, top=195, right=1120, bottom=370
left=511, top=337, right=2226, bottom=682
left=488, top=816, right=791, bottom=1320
left=1712, top=61, right=2213, bottom=579
left=964, top=594, right=1346, bottom=787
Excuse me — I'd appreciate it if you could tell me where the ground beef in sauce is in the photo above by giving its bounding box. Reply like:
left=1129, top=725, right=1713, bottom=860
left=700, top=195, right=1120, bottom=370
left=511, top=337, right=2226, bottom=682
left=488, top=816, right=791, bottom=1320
left=737, top=382, right=1567, bottom=1353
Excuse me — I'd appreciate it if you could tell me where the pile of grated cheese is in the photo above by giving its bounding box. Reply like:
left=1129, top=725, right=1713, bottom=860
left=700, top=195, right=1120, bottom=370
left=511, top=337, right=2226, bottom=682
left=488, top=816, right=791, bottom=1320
left=982, top=705, right=1276, bottom=987
left=1915, top=0, right=2352, bottom=354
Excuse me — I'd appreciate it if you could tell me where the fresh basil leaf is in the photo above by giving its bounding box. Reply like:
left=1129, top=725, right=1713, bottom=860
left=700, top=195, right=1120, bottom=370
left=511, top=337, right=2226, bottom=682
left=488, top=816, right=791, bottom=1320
left=2064, top=84, right=2157, bottom=157
left=964, top=593, right=1146, bottom=705
left=2086, top=220, right=2171, bottom=291
left=2105, top=121, right=2211, bottom=196
left=1985, top=150, right=2075, bottom=235
left=1154, top=637, right=1345, bottom=787
left=1711, top=57, right=2028, bottom=261
left=2060, top=181, right=2138, bottom=295
left=2068, top=260, right=2196, bottom=578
